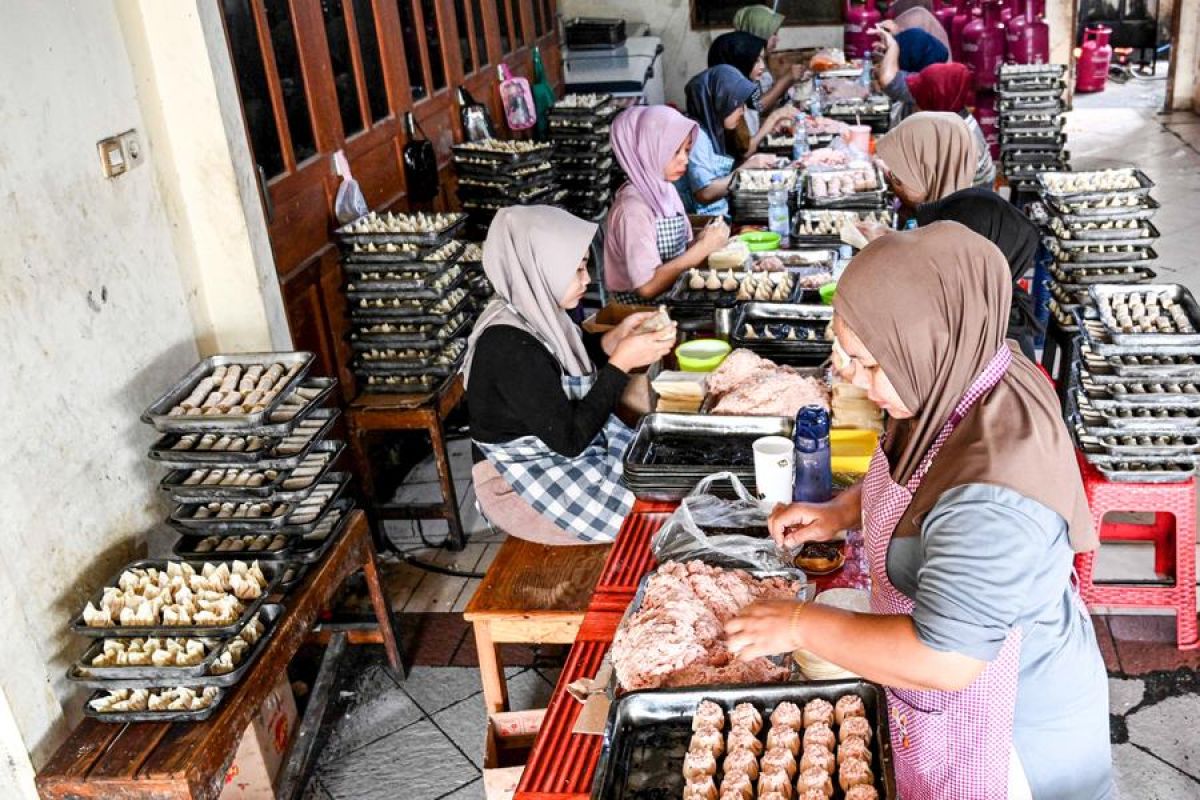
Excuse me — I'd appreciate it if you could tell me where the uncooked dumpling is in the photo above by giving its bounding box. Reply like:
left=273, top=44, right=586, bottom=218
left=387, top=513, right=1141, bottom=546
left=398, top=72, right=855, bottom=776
left=689, top=270, right=706, bottom=290
left=705, top=271, right=721, bottom=291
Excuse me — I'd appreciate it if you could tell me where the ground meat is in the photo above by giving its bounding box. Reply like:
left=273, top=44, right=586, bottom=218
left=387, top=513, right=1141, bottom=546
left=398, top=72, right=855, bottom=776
left=705, top=348, right=831, bottom=418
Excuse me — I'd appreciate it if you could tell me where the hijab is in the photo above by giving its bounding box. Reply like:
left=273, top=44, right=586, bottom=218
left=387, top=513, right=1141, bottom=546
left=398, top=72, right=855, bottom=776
left=685, top=65, right=760, bottom=157
left=707, top=31, right=767, bottom=80
left=894, top=7, right=951, bottom=52
left=915, top=188, right=1044, bottom=359
left=896, top=28, right=950, bottom=72
left=887, top=0, right=934, bottom=18
left=463, top=206, right=597, bottom=386
left=733, top=4, right=785, bottom=39
left=876, top=111, right=977, bottom=203
left=906, top=63, right=973, bottom=112
left=611, top=106, right=698, bottom=219
left=834, top=222, right=1096, bottom=551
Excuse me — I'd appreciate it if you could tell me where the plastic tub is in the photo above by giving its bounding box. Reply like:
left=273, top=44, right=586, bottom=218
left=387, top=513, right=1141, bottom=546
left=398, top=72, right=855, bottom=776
left=675, top=339, right=732, bottom=372
left=831, top=428, right=877, bottom=474
left=819, top=282, right=838, bottom=304
left=737, top=231, right=782, bottom=251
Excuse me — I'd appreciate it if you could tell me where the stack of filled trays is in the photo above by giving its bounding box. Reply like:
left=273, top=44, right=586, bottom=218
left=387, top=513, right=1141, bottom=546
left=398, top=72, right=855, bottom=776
left=458, top=241, right=491, bottom=305
left=1067, top=285, right=1200, bottom=483
left=1038, top=168, right=1159, bottom=334
left=548, top=93, right=617, bottom=220
left=336, top=211, right=475, bottom=393
left=998, top=64, right=1069, bottom=194
left=802, top=163, right=888, bottom=210
left=729, top=168, right=801, bottom=224
left=452, top=139, right=559, bottom=232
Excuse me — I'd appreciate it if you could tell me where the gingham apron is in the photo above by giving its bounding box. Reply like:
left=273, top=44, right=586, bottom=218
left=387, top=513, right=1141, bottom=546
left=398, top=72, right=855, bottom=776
left=608, top=214, right=690, bottom=306
left=863, top=346, right=1025, bottom=800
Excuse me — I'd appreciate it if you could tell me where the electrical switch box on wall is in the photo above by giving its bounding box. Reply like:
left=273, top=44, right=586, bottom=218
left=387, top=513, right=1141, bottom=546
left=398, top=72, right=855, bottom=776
left=97, top=129, right=142, bottom=178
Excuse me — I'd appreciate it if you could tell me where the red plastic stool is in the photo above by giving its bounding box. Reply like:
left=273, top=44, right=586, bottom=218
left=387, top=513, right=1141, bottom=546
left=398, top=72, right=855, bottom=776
left=1073, top=452, right=1199, bottom=650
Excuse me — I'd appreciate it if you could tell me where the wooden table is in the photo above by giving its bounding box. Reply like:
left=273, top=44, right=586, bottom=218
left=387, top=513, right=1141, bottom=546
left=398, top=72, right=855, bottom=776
left=463, top=537, right=611, bottom=715
left=36, top=510, right=400, bottom=800
left=347, top=375, right=467, bottom=552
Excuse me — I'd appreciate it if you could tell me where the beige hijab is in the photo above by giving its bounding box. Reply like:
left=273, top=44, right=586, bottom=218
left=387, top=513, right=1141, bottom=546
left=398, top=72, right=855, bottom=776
left=876, top=112, right=977, bottom=204
left=463, top=206, right=597, bottom=386
left=834, top=222, right=1097, bottom=552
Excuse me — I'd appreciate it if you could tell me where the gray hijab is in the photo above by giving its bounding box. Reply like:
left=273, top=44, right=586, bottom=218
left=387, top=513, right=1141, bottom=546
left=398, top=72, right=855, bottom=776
left=463, top=205, right=598, bottom=386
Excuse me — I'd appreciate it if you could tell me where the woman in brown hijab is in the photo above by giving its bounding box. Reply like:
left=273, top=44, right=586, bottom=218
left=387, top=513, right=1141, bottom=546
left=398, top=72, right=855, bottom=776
left=875, top=111, right=983, bottom=208
left=726, top=224, right=1113, bottom=800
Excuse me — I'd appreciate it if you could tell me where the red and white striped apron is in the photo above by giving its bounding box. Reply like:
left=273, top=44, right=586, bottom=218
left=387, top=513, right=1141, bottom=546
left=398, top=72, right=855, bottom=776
left=862, top=346, right=1027, bottom=800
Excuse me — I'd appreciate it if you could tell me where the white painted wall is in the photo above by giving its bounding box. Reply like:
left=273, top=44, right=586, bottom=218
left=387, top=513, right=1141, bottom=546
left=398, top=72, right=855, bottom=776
left=559, top=0, right=841, bottom=106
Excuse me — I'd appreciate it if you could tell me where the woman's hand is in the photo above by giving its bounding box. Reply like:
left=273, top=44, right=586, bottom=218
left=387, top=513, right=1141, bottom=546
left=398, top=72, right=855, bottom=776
left=697, top=218, right=731, bottom=254
left=608, top=327, right=677, bottom=373
left=725, top=600, right=806, bottom=659
left=763, top=105, right=795, bottom=134
left=740, top=153, right=779, bottom=170
left=610, top=311, right=657, bottom=341
left=768, top=484, right=862, bottom=549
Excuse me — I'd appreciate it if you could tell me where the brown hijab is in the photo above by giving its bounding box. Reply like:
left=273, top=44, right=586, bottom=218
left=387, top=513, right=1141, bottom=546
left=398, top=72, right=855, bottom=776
left=834, top=222, right=1097, bottom=551
left=876, top=112, right=977, bottom=204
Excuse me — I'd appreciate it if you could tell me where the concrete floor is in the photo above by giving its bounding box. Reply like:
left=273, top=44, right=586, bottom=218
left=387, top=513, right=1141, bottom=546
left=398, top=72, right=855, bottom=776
left=303, top=105, right=1200, bottom=800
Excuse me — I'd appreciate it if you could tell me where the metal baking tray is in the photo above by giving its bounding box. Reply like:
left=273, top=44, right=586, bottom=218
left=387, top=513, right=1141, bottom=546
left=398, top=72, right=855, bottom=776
left=804, top=165, right=888, bottom=209
left=83, top=686, right=228, bottom=724
left=246, top=377, right=336, bottom=438
left=353, top=348, right=465, bottom=377
left=342, top=241, right=463, bottom=276
left=1076, top=312, right=1200, bottom=358
left=1082, top=349, right=1200, bottom=380
left=732, top=302, right=833, bottom=344
left=1090, top=284, right=1200, bottom=346
left=70, top=559, right=283, bottom=638
left=1036, top=169, right=1155, bottom=204
left=1000, top=130, right=1067, bottom=149
left=792, top=208, right=896, bottom=245
left=456, top=180, right=561, bottom=207
left=549, top=93, right=614, bottom=116
left=999, top=115, right=1066, bottom=135
left=999, top=63, right=1068, bottom=80
left=174, top=498, right=353, bottom=563
left=1046, top=194, right=1159, bottom=223
left=1076, top=429, right=1200, bottom=459
left=350, top=313, right=470, bottom=351
left=1074, top=368, right=1200, bottom=408
left=1000, top=96, right=1064, bottom=112
left=339, top=241, right=435, bottom=265
left=158, top=440, right=344, bottom=504
left=142, top=352, right=315, bottom=433
left=996, top=82, right=1064, bottom=99
left=623, top=413, right=794, bottom=486
left=334, top=212, right=467, bottom=246
left=67, top=604, right=282, bottom=689
left=1051, top=264, right=1156, bottom=285
left=1082, top=453, right=1197, bottom=483
left=591, top=681, right=896, bottom=800
left=664, top=269, right=804, bottom=309
left=168, top=472, right=349, bottom=534
left=346, top=264, right=468, bottom=301
left=148, top=408, right=338, bottom=471
left=360, top=372, right=444, bottom=394
left=1052, top=220, right=1159, bottom=246
left=350, top=287, right=472, bottom=321
left=1051, top=242, right=1156, bottom=264
left=1075, top=393, right=1200, bottom=431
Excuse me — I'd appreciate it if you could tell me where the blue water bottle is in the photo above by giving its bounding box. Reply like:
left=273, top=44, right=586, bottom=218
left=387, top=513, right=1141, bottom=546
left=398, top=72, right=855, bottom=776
left=793, top=406, right=832, bottom=503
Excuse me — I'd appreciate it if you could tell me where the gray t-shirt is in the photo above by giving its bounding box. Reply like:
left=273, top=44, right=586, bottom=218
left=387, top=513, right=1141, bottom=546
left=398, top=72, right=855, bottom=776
left=887, top=483, right=1114, bottom=800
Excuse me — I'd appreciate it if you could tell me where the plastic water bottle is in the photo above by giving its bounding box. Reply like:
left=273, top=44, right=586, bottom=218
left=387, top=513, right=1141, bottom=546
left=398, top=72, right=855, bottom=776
left=809, top=78, right=823, bottom=118
left=793, top=406, right=832, bottom=503
left=768, top=174, right=790, bottom=240
left=792, top=114, right=810, bottom=161
left=859, top=57, right=873, bottom=88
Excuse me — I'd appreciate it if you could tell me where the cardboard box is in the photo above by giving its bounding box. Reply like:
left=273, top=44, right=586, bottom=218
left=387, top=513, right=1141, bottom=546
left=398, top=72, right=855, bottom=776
left=581, top=303, right=653, bottom=334
left=220, top=676, right=299, bottom=799
left=483, top=708, right=545, bottom=800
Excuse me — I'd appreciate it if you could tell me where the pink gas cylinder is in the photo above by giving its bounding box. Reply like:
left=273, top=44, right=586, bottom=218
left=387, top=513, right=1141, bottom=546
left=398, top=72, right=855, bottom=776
left=999, top=0, right=1018, bottom=23
left=961, top=0, right=1007, bottom=90
left=844, top=0, right=882, bottom=59
left=1006, top=0, right=1049, bottom=64
left=973, top=90, right=1000, bottom=160
left=935, top=0, right=960, bottom=38
left=951, top=0, right=977, bottom=62
left=1076, top=25, right=1113, bottom=93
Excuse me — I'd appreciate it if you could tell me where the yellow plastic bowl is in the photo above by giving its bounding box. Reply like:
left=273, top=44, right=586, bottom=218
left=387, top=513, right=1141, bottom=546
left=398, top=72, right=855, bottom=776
left=675, top=339, right=732, bottom=372
left=737, top=231, right=782, bottom=252
left=831, top=428, right=878, bottom=475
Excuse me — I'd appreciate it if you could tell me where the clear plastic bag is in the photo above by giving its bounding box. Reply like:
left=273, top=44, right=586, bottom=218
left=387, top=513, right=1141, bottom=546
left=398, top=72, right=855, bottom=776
left=651, top=472, right=800, bottom=574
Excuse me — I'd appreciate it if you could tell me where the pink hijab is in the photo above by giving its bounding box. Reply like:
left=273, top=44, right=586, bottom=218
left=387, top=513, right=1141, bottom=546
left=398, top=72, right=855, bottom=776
left=610, top=106, right=698, bottom=219
left=895, top=7, right=951, bottom=53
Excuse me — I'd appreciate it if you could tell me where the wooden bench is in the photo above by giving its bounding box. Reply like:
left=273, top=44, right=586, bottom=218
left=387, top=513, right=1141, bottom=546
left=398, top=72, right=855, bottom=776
left=346, top=375, right=468, bottom=552
left=36, top=511, right=399, bottom=800
left=463, top=536, right=611, bottom=714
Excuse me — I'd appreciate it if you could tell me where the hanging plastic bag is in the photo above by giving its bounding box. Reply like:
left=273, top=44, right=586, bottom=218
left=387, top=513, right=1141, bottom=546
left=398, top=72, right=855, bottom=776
left=456, top=86, right=496, bottom=142
left=497, top=64, right=536, bottom=131
left=651, top=472, right=799, bottom=574
left=332, top=150, right=368, bottom=225
left=402, top=112, right=439, bottom=203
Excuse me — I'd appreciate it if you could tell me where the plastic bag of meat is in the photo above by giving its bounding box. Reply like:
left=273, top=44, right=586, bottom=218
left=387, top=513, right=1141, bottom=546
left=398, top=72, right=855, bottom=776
left=652, top=472, right=807, bottom=575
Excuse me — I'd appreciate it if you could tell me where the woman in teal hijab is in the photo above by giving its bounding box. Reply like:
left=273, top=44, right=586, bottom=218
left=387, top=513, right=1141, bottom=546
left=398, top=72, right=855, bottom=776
left=734, top=5, right=802, bottom=131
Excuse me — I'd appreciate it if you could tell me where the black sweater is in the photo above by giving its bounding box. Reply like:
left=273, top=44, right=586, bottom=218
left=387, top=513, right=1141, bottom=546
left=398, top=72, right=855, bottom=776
left=467, top=325, right=629, bottom=459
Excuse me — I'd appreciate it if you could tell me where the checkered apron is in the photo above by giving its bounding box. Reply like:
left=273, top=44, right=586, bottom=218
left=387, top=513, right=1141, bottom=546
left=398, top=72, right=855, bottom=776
left=607, top=214, right=691, bottom=306
left=862, top=346, right=1024, bottom=800
left=475, top=371, right=634, bottom=543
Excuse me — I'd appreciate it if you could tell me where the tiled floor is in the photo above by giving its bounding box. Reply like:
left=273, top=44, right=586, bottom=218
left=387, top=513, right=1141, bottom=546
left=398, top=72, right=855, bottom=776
left=303, top=107, right=1200, bottom=799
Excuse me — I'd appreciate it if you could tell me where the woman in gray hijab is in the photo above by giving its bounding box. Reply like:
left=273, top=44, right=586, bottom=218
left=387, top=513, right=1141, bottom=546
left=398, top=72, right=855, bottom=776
left=465, top=205, right=677, bottom=544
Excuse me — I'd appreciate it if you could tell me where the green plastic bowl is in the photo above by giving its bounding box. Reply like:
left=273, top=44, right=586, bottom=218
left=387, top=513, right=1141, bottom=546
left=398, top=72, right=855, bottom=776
left=676, top=339, right=732, bottom=372
left=737, top=231, right=782, bottom=252
left=819, top=281, right=837, bottom=305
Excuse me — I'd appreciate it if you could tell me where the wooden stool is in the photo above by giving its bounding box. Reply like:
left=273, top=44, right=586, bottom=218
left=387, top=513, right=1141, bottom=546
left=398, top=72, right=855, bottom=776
left=347, top=376, right=467, bottom=552
left=463, top=537, right=610, bottom=714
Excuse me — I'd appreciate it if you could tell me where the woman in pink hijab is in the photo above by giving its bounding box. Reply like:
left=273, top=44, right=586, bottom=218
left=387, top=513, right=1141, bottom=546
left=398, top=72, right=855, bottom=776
left=604, top=105, right=731, bottom=303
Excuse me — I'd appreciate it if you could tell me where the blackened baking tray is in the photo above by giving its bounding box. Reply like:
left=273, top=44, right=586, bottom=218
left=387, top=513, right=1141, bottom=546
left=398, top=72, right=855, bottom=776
left=84, top=687, right=228, bottom=724
left=70, top=559, right=283, bottom=638
left=334, top=212, right=467, bottom=246
left=1083, top=349, right=1200, bottom=380
left=1000, top=96, right=1064, bottom=112
left=248, top=377, right=336, bottom=438
left=804, top=166, right=889, bottom=209
left=792, top=208, right=896, bottom=245
left=664, top=270, right=804, bottom=309
left=591, top=681, right=896, bottom=800
left=174, top=498, right=353, bottom=564
left=342, top=240, right=463, bottom=275
left=999, top=115, right=1066, bottom=135
left=999, top=63, right=1067, bottom=80
left=1075, top=393, right=1200, bottom=431
left=350, top=313, right=470, bottom=350
left=142, top=352, right=315, bottom=433
left=158, top=440, right=344, bottom=503
left=360, top=373, right=443, bottom=394
left=1076, top=311, right=1200, bottom=358
left=339, top=241, right=434, bottom=265
left=1037, top=169, right=1155, bottom=204
left=1046, top=194, right=1159, bottom=223
left=1082, top=453, right=1197, bottom=483
left=1076, top=428, right=1200, bottom=459
left=1000, top=130, right=1067, bottom=148
left=550, top=94, right=615, bottom=116
left=732, top=302, right=833, bottom=347
left=1074, top=366, right=1200, bottom=408
left=350, top=287, right=472, bottom=321
left=353, top=346, right=465, bottom=377
left=1051, top=242, right=1156, bottom=264
left=1051, top=264, right=1156, bottom=284
left=68, top=604, right=283, bottom=689
left=346, top=264, right=468, bottom=301
left=169, top=472, right=350, bottom=535
left=148, top=408, right=339, bottom=471
left=451, top=141, right=554, bottom=166
left=1052, top=219, right=1159, bottom=246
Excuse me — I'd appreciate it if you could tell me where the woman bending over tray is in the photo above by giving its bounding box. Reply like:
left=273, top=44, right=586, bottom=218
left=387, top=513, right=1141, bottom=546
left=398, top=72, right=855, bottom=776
left=464, top=206, right=676, bottom=545
left=875, top=112, right=987, bottom=218
left=725, top=223, right=1114, bottom=799
left=604, top=106, right=731, bottom=304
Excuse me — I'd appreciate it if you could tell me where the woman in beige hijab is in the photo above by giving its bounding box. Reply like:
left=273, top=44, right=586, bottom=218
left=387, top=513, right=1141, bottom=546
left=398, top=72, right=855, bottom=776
left=465, top=205, right=676, bottom=544
left=726, top=223, right=1112, bottom=800
left=875, top=111, right=984, bottom=209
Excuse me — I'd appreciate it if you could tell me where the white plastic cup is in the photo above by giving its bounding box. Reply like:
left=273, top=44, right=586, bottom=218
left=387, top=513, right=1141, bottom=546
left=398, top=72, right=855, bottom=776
left=753, top=435, right=794, bottom=509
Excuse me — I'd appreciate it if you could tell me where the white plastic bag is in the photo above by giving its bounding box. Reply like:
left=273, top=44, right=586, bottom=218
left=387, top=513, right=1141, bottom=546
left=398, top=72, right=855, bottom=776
left=332, top=150, right=368, bottom=225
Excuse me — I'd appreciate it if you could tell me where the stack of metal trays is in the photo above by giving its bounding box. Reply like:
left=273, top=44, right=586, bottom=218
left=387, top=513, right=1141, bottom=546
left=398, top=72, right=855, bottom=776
left=792, top=208, right=895, bottom=246
left=825, top=95, right=892, bottom=132
left=451, top=139, right=560, bottom=229
left=731, top=302, right=833, bottom=365
left=997, top=64, right=1069, bottom=193
left=803, top=165, right=888, bottom=209
left=336, top=212, right=476, bottom=392
left=548, top=94, right=617, bottom=218
left=621, top=413, right=793, bottom=500
left=728, top=168, right=801, bottom=223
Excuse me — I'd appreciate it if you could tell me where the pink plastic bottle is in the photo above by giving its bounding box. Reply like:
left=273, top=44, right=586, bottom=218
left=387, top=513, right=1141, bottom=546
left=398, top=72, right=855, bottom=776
left=962, top=0, right=1007, bottom=90
left=935, top=0, right=960, bottom=37
left=1006, top=0, right=1049, bottom=64
left=1076, top=25, right=1113, bottom=93
left=951, top=0, right=978, bottom=62
left=844, top=0, right=882, bottom=60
